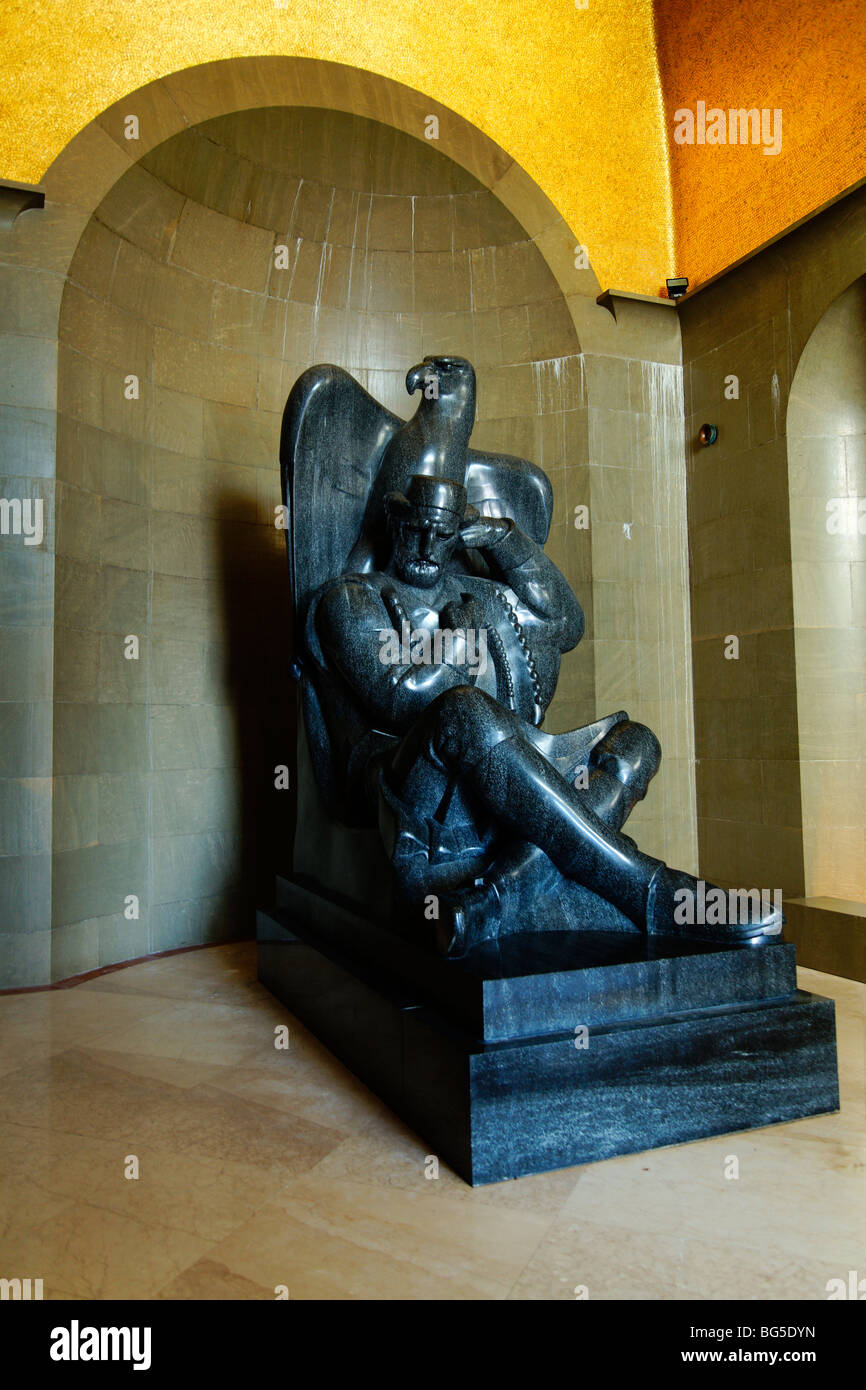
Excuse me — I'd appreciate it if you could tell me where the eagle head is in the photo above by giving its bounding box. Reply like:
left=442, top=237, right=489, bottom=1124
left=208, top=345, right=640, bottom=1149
left=405, top=356, right=476, bottom=424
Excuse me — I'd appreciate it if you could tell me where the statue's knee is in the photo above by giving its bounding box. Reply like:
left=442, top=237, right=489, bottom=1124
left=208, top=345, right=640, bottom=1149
left=429, top=684, right=516, bottom=765
left=594, top=721, right=661, bottom=797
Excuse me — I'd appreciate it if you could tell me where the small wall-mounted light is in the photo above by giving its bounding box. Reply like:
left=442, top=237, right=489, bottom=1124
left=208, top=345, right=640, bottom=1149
left=698, top=423, right=719, bottom=446
left=666, top=276, right=689, bottom=301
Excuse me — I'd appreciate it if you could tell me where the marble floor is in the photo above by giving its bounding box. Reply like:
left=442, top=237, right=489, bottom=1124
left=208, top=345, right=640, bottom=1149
left=0, top=942, right=863, bottom=1301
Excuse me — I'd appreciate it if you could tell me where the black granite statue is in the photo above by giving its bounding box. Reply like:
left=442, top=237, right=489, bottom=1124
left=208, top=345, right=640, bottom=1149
left=282, top=355, right=781, bottom=958
left=260, top=353, right=838, bottom=1187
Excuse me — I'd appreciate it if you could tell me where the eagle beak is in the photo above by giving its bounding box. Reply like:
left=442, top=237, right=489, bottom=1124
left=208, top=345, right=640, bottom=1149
left=405, top=362, right=427, bottom=395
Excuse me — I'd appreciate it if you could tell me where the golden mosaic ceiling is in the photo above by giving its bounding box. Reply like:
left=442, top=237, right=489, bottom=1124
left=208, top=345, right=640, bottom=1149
left=1, top=0, right=864, bottom=294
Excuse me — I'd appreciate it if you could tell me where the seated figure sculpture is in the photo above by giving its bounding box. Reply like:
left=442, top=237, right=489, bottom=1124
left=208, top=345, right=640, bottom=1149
left=283, top=355, right=782, bottom=957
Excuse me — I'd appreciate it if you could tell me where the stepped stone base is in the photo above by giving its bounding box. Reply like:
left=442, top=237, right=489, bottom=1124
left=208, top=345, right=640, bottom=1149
left=257, top=877, right=840, bottom=1186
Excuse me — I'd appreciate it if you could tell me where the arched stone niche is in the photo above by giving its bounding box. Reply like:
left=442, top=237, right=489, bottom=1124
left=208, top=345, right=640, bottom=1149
left=0, top=58, right=696, bottom=986
left=51, top=103, right=591, bottom=978
left=787, top=275, right=866, bottom=901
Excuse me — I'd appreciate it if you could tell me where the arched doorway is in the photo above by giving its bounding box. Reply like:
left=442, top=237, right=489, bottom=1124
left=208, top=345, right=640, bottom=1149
left=787, top=274, right=866, bottom=901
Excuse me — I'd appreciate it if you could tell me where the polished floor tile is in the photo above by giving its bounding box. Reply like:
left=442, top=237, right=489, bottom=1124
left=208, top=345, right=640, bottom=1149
left=0, top=943, right=862, bottom=1300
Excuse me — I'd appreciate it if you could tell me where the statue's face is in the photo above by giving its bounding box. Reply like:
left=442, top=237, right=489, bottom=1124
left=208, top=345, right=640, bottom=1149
left=390, top=506, right=459, bottom=588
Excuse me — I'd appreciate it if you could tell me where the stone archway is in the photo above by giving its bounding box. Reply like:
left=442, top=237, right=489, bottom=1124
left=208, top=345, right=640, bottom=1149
left=40, top=57, right=601, bottom=322
left=50, top=99, right=591, bottom=983
left=0, top=56, right=696, bottom=986
left=787, top=273, right=866, bottom=901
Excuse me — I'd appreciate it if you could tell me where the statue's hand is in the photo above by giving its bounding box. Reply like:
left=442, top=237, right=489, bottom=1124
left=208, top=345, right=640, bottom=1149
left=440, top=593, right=485, bottom=638
left=458, top=513, right=513, bottom=551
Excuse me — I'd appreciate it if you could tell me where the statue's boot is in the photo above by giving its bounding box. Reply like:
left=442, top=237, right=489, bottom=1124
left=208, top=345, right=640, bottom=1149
left=644, top=866, right=784, bottom=945
left=441, top=862, right=784, bottom=957
left=439, top=733, right=782, bottom=954
left=437, top=880, right=500, bottom=957
left=587, top=720, right=661, bottom=831
left=437, top=843, right=558, bottom=957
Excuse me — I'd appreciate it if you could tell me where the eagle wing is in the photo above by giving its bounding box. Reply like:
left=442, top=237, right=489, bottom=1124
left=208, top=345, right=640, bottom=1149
left=280, top=364, right=402, bottom=621
left=466, top=448, right=553, bottom=545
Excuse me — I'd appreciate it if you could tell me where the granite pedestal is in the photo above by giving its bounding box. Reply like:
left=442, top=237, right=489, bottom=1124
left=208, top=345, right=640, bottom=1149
left=257, top=876, right=840, bottom=1186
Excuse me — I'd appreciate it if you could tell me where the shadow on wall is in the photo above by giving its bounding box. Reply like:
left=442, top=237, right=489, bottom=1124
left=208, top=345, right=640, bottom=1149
left=217, top=495, right=296, bottom=926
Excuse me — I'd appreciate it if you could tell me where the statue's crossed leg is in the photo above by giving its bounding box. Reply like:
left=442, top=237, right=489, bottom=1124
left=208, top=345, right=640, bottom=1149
left=379, top=684, right=782, bottom=956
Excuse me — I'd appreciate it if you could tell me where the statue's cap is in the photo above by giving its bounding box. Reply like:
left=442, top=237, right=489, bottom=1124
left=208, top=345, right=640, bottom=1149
left=387, top=473, right=467, bottom=519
